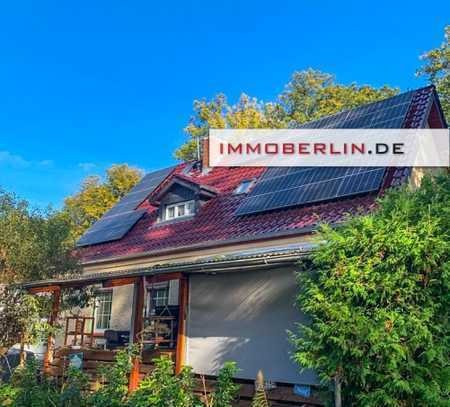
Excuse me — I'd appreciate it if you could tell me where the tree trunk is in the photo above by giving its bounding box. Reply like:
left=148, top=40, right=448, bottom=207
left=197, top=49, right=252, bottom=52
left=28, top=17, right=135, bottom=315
left=335, top=375, right=342, bottom=407
left=19, top=337, right=26, bottom=367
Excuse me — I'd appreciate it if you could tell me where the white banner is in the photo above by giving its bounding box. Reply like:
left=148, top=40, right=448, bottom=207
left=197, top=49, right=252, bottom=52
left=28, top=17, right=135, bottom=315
left=209, top=129, right=449, bottom=167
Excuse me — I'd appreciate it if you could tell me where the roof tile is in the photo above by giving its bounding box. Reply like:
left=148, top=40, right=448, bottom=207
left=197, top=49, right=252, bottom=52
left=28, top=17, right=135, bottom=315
left=79, top=86, right=440, bottom=263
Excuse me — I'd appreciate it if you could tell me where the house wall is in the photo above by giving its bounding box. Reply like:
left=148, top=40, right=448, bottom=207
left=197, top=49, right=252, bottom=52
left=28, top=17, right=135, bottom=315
left=186, top=267, right=319, bottom=385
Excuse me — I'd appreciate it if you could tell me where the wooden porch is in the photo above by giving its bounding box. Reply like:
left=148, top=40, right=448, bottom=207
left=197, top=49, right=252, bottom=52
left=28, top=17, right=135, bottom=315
left=25, top=265, right=323, bottom=406
left=28, top=271, right=189, bottom=391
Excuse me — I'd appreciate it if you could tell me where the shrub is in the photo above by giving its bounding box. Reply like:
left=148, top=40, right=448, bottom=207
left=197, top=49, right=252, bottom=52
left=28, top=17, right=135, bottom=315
left=209, top=361, right=240, bottom=407
left=87, top=347, right=136, bottom=407
left=127, top=356, right=202, bottom=407
left=9, top=358, right=59, bottom=407
left=59, top=367, right=89, bottom=407
left=291, top=174, right=450, bottom=406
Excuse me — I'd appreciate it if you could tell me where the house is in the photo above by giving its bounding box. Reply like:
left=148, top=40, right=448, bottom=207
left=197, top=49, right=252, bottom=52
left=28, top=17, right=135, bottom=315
left=24, top=85, right=447, bottom=405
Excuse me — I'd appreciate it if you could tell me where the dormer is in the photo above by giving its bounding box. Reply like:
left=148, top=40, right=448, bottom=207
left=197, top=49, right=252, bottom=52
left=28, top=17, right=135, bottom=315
left=149, top=175, right=217, bottom=222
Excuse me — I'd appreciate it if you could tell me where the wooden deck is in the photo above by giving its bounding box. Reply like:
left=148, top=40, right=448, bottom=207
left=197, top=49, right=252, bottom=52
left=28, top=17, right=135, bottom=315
left=48, top=347, right=174, bottom=383
left=48, top=348, right=323, bottom=406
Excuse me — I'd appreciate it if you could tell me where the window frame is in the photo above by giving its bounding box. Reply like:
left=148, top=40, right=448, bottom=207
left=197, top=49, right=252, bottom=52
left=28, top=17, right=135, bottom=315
left=234, top=179, right=255, bottom=195
left=164, top=200, right=196, bottom=220
left=94, top=290, right=113, bottom=332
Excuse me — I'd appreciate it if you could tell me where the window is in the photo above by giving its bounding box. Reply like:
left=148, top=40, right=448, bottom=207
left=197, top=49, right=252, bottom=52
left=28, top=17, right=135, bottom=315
left=95, top=291, right=113, bottom=330
left=165, top=200, right=195, bottom=220
left=234, top=179, right=254, bottom=194
left=151, top=287, right=169, bottom=308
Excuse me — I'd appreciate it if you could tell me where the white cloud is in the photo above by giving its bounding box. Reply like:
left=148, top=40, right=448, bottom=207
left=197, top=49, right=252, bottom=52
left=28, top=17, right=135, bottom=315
left=0, top=151, right=31, bottom=168
left=38, top=159, right=54, bottom=167
left=78, top=162, right=97, bottom=172
left=0, top=151, right=54, bottom=169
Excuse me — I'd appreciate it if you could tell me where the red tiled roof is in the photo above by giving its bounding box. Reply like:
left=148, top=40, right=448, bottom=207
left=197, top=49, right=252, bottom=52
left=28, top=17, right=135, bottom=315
left=79, top=86, right=441, bottom=263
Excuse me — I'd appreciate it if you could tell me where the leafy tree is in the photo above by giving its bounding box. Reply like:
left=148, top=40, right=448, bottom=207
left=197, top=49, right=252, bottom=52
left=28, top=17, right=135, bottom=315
left=291, top=174, right=450, bottom=406
left=0, top=287, right=52, bottom=355
left=175, top=69, right=397, bottom=161
left=0, top=189, right=79, bottom=284
left=62, top=164, right=142, bottom=241
left=417, top=25, right=450, bottom=120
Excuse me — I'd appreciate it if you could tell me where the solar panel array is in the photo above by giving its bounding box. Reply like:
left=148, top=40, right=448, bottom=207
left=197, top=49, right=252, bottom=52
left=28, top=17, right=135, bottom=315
left=77, top=166, right=175, bottom=246
left=236, top=90, right=416, bottom=216
left=235, top=167, right=385, bottom=215
left=297, top=90, right=415, bottom=129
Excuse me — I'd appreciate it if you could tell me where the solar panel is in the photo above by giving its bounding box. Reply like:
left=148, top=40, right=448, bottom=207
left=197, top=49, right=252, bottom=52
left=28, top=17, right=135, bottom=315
left=236, top=167, right=385, bottom=215
left=236, top=91, right=416, bottom=216
left=77, top=166, right=175, bottom=246
left=297, top=90, right=415, bottom=130
left=77, top=210, right=146, bottom=246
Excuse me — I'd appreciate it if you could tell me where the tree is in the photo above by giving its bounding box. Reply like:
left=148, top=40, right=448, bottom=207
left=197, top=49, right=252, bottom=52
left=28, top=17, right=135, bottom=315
left=0, top=190, right=79, bottom=284
left=62, top=164, right=142, bottom=241
left=0, top=287, right=51, bottom=357
left=417, top=25, right=449, bottom=120
left=175, top=69, right=397, bottom=161
left=291, top=174, right=450, bottom=406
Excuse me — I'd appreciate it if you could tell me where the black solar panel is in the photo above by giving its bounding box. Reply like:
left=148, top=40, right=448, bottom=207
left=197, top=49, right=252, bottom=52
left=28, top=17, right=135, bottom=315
left=235, top=167, right=385, bottom=215
left=297, top=90, right=414, bottom=130
left=236, top=90, right=416, bottom=216
left=77, top=210, right=146, bottom=246
left=77, top=166, right=175, bottom=246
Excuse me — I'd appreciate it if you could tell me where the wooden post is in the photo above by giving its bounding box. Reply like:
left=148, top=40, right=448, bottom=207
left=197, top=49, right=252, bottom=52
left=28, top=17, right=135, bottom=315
left=128, top=276, right=145, bottom=392
left=175, top=276, right=188, bottom=375
left=43, top=287, right=61, bottom=374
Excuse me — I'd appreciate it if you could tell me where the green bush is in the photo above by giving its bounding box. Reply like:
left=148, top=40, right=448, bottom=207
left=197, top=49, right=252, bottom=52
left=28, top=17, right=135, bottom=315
left=292, top=174, right=450, bottom=406
left=87, top=347, right=135, bottom=407
left=9, top=358, right=59, bottom=407
left=127, top=356, right=201, bottom=407
left=0, top=351, right=241, bottom=407
left=0, top=383, right=18, bottom=406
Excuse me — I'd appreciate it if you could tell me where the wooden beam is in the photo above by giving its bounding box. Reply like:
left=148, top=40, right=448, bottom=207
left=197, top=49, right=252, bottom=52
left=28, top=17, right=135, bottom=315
left=43, top=287, right=61, bottom=374
left=128, top=276, right=145, bottom=392
left=175, top=276, right=188, bottom=374
left=103, top=277, right=138, bottom=288
left=28, top=285, right=60, bottom=294
left=146, top=272, right=184, bottom=284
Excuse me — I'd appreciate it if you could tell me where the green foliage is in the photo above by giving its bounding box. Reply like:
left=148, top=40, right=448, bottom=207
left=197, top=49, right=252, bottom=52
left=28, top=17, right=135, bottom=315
left=128, top=356, right=202, bottom=407
left=0, top=189, right=79, bottom=284
left=62, top=164, right=142, bottom=241
left=175, top=69, right=397, bottom=161
left=0, top=354, right=241, bottom=407
left=209, top=361, right=240, bottom=407
left=9, top=358, right=59, bottom=407
left=251, top=388, right=270, bottom=407
left=0, top=287, right=53, bottom=352
left=291, top=174, right=450, bottom=406
left=251, top=371, right=269, bottom=407
left=0, top=383, right=18, bottom=406
left=417, top=25, right=450, bottom=120
left=88, top=346, right=136, bottom=407
left=59, top=368, right=89, bottom=407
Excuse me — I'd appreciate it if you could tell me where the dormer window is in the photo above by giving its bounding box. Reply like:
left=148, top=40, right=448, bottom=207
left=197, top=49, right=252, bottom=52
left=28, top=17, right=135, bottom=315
left=165, top=200, right=195, bottom=220
left=234, top=179, right=255, bottom=195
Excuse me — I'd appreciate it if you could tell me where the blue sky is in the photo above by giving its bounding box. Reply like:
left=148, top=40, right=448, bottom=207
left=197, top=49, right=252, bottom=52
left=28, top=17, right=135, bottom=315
left=0, top=1, right=448, bottom=208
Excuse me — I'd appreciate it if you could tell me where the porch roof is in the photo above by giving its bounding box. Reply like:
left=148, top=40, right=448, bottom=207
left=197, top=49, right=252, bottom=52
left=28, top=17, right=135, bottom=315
left=23, top=243, right=314, bottom=290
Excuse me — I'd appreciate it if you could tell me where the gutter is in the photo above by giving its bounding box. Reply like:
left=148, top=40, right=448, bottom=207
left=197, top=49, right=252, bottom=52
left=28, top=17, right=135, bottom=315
left=22, top=249, right=312, bottom=290
left=81, top=226, right=319, bottom=267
